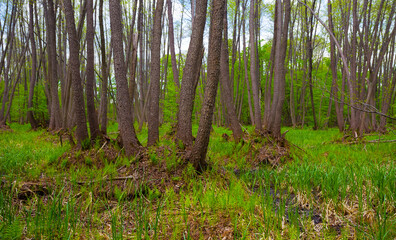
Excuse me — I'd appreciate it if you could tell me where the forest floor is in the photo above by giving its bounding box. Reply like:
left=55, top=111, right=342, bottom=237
left=0, top=123, right=395, bottom=239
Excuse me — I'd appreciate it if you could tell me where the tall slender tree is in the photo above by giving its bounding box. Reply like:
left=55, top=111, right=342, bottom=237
left=177, top=0, right=208, bottom=147
left=148, top=0, right=165, bottom=146
left=249, top=0, right=262, bottom=131
left=63, top=0, right=89, bottom=147
left=99, top=0, right=108, bottom=134
left=27, top=0, right=38, bottom=129
left=86, top=0, right=100, bottom=140
left=189, top=0, right=226, bottom=170
left=46, top=0, right=62, bottom=130
left=268, top=0, right=291, bottom=139
left=220, top=6, right=243, bottom=142
left=167, top=0, right=180, bottom=88
left=109, top=0, right=141, bottom=155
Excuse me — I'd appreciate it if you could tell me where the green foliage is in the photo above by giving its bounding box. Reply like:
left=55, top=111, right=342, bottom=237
left=160, top=80, right=179, bottom=125
left=0, top=123, right=69, bottom=176
left=1, top=124, right=395, bottom=239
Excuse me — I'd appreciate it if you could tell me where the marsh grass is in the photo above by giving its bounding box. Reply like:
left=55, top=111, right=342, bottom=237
left=0, top=123, right=394, bottom=238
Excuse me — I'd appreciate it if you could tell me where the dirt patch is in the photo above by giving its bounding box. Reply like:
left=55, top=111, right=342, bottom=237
left=242, top=131, right=293, bottom=168
left=0, top=124, right=13, bottom=133
left=54, top=142, right=189, bottom=201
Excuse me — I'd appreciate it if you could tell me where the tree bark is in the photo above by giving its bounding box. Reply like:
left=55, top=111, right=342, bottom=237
left=99, top=0, right=108, bottom=134
left=109, top=0, right=141, bottom=155
left=220, top=6, right=243, bottom=142
left=167, top=0, right=180, bottom=88
left=148, top=0, right=165, bottom=146
left=46, top=0, right=62, bottom=130
left=86, top=0, right=100, bottom=140
left=189, top=0, right=226, bottom=170
left=249, top=0, right=262, bottom=131
left=63, top=0, right=89, bottom=147
left=27, top=0, right=38, bottom=129
left=328, top=0, right=344, bottom=131
left=177, top=0, right=208, bottom=147
left=269, top=0, right=291, bottom=139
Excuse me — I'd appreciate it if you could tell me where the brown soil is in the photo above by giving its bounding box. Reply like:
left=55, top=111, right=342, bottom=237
left=53, top=141, right=189, bottom=201
left=243, top=131, right=293, bottom=168
left=0, top=124, right=13, bottom=133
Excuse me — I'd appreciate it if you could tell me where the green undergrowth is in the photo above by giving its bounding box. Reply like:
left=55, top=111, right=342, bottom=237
left=0, top=123, right=395, bottom=239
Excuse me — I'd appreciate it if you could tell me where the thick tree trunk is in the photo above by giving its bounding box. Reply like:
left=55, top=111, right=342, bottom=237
left=64, top=0, right=89, bottom=147
left=86, top=0, right=100, bottom=140
left=189, top=0, right=226, bottom=170
left=177, top=0, right=208, bottom=147
left=269, top=0, right=291, bottom=139
left=109, top=0, right=141, bottom=156
left=148, top=0, right=164, bottom=146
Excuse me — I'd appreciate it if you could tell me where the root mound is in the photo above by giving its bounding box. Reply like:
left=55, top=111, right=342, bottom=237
left=243, top=131, right=293, bottom=168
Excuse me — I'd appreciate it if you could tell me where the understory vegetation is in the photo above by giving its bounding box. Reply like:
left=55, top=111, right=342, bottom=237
left=0, top=123, right=395, bottom=239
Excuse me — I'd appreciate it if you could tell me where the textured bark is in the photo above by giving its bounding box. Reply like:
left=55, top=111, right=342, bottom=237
left=177, top=0, right=208, bottom=147
left=99, top=0, right=108, bottom=134
left=148, top=0, right=164, bottom=146
left=63, top=0, right=89, bottom=147
left=189, top=0, right=226, bottom=170
left=109, top=0, right=141, bottom=156
left=86, top=0, right=100, bottom=140
left=249, top=0, right=262, bottom=131
left=167, top=0, right=180, bottom=88
left=269, top=0, right=291, bottom=139
left=220, top=7, right=243, bottom=142
left=46, top=0, right=62, bottom=130
left=27, top=0, right=38, bottom=129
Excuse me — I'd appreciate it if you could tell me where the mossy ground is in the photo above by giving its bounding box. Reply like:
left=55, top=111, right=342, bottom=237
left=0, top=123, right=395, bottom=239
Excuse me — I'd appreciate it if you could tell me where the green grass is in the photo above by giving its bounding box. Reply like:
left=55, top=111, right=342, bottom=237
left=0, top=123, right=70, bottom=177
left=0, top=123, right=395, bottom=239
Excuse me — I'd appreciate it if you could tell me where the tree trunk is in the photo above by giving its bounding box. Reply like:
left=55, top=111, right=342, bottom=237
left=269, top=0, right=291, bottom=139
left=27, top=0, right=38, bottom=129
left=64, top=0, right=89, bottom=147
left=189, top=0, right=226, bottom=171
left=220, top=6, right=243, bottom=142
left=86, top=0, right=100, bottom=140
left=148, top=0, right=164, bottom=146
left=242, top=0, right=254, bottom=125
left=109, top=0, right=141, bottom=155
left=46, top=0, right=62, bottom=130
left=249, top=0, right=262, bottom=131
left=328, top=0, right=344, bottom=131
left=177, top=0, right=208, bottom=147
left=305, top=0, right=318, bottom=130
left=99, top=0, right=108, bottom=134
left=167, top=0, right=180, bottom=88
